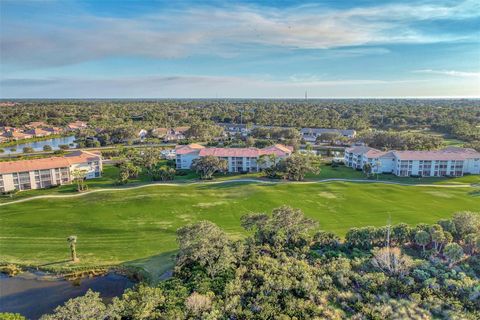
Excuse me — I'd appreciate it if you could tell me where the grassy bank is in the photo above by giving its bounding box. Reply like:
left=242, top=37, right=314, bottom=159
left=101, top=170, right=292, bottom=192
left=0, top=180, right=478, bottom=279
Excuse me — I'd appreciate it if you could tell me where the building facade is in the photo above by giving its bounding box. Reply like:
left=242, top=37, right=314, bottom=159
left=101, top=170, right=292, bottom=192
left=0, top=151, right=102, bottom=192
left=301, top=128, right=356, bottom=142
left=344, top=146, right=480, bottom=177
left=175, top=144, right=293, bottom=173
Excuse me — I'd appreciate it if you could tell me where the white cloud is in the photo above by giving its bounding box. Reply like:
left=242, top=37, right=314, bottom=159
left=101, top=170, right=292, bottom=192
left=413, top=69, right=480, bottom=77
left=1, top=1, right=478, bottom=67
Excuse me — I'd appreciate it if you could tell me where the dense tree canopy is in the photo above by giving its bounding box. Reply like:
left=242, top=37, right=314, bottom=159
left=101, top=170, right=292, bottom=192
left=1, top=99, right=478, bottom=146
left=39, top=209, right=480, bottom=320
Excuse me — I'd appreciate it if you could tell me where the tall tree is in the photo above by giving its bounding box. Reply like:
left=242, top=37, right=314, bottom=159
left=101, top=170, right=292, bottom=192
left=278, top=153, right=320, bottom=181
left=443, top=243, right=464, bottom=267
left=71, top=169, right=88, bottom=192
left=192, top=156, right=227, bottom=180
left=176, top=221, right=234, bottom=276
left=415, top=230, right=430, bottom=253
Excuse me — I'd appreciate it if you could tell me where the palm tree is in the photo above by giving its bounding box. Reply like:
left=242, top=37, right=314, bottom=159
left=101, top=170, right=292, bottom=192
left=444, top=243, right=463, bottom=267
left=415, top=230, right=430, bottom=254
left=71, top=169, right=88, bottom=192
left=67, top=235, right=79, bottom=262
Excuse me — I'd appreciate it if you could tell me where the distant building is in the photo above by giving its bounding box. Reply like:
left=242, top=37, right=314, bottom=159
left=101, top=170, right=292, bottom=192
left=25, top=121, right=48, bottom=129
left=175, top=144, right=293, bottom=173
left=0, top=151, right=102, bottom=192
left=344, top=146, right=480, bottom=177
left=45, top=126, right=63, bottom=135
left=217, top=123, right=250, bottom=137
left=163, top=127, right=189, bottom=142
left=138, top=129, right=148, bottom=140
left=301, top=128, right=356, bottom=142
left=152, top=128, right=169, bottom=138
left=5, top=131, right=33, bottom=140
left=67, top=121, right=88, bottom=131
left=25, top=128, right=52, bottom=137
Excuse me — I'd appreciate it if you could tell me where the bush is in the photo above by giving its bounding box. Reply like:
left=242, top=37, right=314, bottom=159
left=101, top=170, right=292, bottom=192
left=0, top=313, right=27, bottom=320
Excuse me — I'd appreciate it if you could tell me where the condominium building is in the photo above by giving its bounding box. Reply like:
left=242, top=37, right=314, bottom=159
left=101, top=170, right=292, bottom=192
left=0, top=151, right=102, bottom=192
left=344, top=146, right=480, bottom=177
left=175, top=144, right=293, bottom=173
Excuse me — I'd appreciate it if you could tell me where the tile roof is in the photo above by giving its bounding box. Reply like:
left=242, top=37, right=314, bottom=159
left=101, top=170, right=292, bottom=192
left=0, top=151, right=100, bottom=174
left=345, top=146, right=379, bottom=155
left=198, top=144, right=293, bottom=158
left=393, top=148, right=480, bottom=161
left=174, top=127, right=190, bottom=133
left=26, top=121, right=48, bottom=128
left=25, top=128, right=52, bottom=136
left=259, top=144, right=294, bottom=156
left=175, top=144, right=205, bottom=155
left=199, top=147, right=260, bottom=157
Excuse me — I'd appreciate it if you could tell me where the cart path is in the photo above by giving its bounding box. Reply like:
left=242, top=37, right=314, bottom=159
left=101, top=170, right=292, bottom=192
left=1, top=178, right=478, bottom=207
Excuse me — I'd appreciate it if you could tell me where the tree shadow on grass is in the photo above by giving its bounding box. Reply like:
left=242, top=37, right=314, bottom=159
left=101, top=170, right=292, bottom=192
left=196, top=180, right=274, bottom=190
left=468, top=190, right=480, bottom=197
left=122, top=250, right=177, bottom=284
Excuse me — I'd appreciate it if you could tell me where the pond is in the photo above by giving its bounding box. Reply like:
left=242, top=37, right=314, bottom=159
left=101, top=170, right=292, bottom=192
left=0, top=136, right=77, bottom=155
left=0, top=272, right=133, bottom=319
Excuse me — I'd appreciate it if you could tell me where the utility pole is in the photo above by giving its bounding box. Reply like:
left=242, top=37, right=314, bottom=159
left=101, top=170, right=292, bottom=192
left=305, top=90, right=308, bottom=101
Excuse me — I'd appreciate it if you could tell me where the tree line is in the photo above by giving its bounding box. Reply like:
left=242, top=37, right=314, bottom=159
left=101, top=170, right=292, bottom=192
left=1, top=99, right=478, bottom=145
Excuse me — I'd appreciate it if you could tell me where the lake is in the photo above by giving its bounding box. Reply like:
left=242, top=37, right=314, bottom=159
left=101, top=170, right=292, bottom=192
left=0, top=136, right=77, bottom=155
left=0, top=272, right=133, bottom=319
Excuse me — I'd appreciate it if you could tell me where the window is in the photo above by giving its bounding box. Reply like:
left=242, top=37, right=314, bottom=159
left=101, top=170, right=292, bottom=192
left=13, top=172, right=32, bottom=190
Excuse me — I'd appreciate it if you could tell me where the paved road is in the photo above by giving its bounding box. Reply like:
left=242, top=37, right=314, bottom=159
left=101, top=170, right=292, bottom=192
left=1, top=178, right=477, bottom=207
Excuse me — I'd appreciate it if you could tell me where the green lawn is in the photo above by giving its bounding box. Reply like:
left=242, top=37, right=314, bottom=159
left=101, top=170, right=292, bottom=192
left=1, top=180, right=478, bottom=278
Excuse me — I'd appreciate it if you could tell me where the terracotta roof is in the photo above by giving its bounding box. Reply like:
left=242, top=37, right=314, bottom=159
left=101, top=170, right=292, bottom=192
left=345, top=146, right=379, bottom=155
left=10, top=131, right=33, bottom=139
left=25, top=128, right=51, bottom=136
left=0, top=151, right=101, bottom=174
left=393, top=148, right=480, bottom=161
left=199, top=147, right=260, bottom=157
left=0, top=157, right=70, bottom=174
left=67, top=121, right=87, bottom=129
left=198, top=144, right=292, bottom=158
left=364, top=150, right=389, bottom=158
left=26, top=121, right=47, bottom=128
left=175, top=144, right=205, bottom=155
left=174, top=126, right=190, bottom=133
left=259, top=144, right=293, bottom=156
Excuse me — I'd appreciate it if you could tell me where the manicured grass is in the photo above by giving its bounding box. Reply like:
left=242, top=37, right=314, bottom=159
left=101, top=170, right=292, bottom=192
left=0, top=180, right=478, bottom=278
left=2, top=164, right=479, bottom=204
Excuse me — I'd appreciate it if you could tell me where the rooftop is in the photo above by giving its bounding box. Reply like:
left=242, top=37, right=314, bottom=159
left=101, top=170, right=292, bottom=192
left=345, top=146, right=378, bottom=155
left=175, top=143, right=205, bottom=155
left=0, top=151, right=101, bottom=174
left=185, top=144, right=293, bottom=158
left=393, top=148, right=480, bottom=161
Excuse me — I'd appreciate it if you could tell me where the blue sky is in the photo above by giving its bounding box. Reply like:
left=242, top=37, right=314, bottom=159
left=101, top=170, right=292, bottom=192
left=1, top=0, right=479, bottom=98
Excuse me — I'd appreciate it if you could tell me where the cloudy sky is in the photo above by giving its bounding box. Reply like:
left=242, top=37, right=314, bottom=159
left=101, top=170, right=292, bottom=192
left=1, top=0, right=479, bottom=98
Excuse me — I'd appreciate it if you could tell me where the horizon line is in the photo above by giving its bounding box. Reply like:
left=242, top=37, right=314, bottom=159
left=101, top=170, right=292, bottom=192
left=1, top=96, right=480, bottom=100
